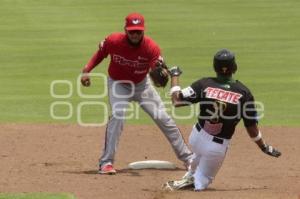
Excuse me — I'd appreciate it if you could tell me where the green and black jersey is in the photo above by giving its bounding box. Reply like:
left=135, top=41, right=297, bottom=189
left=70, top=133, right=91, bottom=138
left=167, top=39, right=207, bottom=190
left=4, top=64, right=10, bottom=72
left=180, top=77, right=258, bottom=139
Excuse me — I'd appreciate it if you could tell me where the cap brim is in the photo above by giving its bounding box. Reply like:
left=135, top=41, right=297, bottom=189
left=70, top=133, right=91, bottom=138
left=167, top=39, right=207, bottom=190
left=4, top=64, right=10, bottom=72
left=125, top=26, right=145, bottom=31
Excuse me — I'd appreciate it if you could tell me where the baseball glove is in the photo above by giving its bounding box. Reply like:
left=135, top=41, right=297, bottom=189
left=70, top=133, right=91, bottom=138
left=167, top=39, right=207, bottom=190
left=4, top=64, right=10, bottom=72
left=149, top=60, right=169, bottom=87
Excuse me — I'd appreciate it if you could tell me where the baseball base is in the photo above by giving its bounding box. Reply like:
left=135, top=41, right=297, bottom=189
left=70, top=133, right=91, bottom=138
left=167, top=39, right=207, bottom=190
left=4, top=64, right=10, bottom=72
left=128, top=160, right=176, bottom=170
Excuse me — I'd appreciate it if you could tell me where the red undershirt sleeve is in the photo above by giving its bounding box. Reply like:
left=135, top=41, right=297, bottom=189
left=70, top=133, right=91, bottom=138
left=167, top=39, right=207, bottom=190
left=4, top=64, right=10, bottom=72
left=83, top=38, right=109, bottom=73
left=149, top=44, right=161, bottom=69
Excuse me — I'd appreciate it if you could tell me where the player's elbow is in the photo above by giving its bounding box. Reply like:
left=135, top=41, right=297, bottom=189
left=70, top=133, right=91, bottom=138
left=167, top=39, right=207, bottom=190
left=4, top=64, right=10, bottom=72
left=172, top=98, right=189, bottom=107
left=171, top=95, right=181, bottom=107
left=172, top=101, right=182, bottom=108
left=171, top=93, right=188, bottom=107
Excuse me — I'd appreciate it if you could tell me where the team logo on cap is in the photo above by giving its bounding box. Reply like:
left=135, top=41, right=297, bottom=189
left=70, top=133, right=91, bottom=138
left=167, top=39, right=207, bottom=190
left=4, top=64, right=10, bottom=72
left=132, top=19, right=141, bottom=24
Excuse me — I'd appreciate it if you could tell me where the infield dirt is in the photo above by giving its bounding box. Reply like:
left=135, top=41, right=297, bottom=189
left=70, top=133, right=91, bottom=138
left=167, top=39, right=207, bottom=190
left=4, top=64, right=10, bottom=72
left=0, top=124, right=299, bottom=199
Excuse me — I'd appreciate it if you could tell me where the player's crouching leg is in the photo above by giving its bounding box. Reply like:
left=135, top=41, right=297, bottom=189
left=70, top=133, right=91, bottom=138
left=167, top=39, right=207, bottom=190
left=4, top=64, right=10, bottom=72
left=193, top=171, right=212, bottom=191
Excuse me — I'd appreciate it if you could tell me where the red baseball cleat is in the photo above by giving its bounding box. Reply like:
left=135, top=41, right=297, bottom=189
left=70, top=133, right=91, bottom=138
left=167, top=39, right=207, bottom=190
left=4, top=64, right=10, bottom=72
left=99, top=163, right=116, bottom=175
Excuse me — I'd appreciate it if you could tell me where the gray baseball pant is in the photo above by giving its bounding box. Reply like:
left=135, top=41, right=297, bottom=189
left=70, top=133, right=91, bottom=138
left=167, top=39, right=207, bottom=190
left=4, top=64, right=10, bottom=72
left=99, top=77, right=192, bottom=166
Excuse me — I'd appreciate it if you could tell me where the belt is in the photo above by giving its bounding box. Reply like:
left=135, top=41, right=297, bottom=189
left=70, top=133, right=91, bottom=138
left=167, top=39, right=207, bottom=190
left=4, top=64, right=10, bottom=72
left=195, top=123, right=224, bottom=144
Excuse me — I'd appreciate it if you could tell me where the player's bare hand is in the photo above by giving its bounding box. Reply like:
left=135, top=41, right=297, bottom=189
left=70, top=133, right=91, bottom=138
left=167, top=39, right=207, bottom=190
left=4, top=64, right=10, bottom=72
left=81, top=74, right=91, bottom=87
left=261, top=144, right=281, bottom=158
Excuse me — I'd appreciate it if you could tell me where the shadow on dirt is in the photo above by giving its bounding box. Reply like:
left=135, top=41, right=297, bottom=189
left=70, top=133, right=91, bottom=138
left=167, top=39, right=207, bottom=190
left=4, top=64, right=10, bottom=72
left=61, top=167, right=185, bottom=177
left=169, top=186, right=268, bottom=192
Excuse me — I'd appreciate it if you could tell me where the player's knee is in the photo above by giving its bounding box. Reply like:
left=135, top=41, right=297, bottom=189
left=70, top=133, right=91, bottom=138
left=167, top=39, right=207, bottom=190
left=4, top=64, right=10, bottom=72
left=154, top=113, right=173, bottom=124
left=111, top=109, right=126, bottom=119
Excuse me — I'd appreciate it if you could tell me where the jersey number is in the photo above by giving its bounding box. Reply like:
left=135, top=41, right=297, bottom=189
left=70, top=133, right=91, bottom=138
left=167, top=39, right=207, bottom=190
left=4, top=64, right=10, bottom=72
left=210, top=101, right=227, bottom=123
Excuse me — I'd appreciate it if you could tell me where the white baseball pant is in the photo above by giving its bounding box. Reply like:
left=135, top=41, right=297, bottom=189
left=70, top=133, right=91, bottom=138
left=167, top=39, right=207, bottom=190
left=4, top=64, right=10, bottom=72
left=188, top=124, right=230, bottom=191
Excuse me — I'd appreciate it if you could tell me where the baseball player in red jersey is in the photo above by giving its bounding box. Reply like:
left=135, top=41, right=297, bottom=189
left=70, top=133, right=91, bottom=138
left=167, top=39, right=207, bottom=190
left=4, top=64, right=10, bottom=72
left=163, top=49, right=281, bottom=191
left=80, top=13, right=192, bottom=175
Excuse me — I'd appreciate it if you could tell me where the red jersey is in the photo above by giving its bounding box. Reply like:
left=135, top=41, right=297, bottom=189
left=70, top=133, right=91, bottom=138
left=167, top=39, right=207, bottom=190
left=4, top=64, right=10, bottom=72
left=84, top=33, right=162, bottom=84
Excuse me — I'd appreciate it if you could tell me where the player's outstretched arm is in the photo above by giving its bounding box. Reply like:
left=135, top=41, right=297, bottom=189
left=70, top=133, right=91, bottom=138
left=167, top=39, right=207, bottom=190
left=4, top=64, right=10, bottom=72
left=80, top=42, right=109, bottom=87
left=246, top=124, right=281, bottom=158
left=169, top=66, right=188, bottom=107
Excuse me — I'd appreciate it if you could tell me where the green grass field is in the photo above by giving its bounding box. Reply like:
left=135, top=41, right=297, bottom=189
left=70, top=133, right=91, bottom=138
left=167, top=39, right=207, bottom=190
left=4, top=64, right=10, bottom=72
left=0, top=0, right=299, bottom=126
